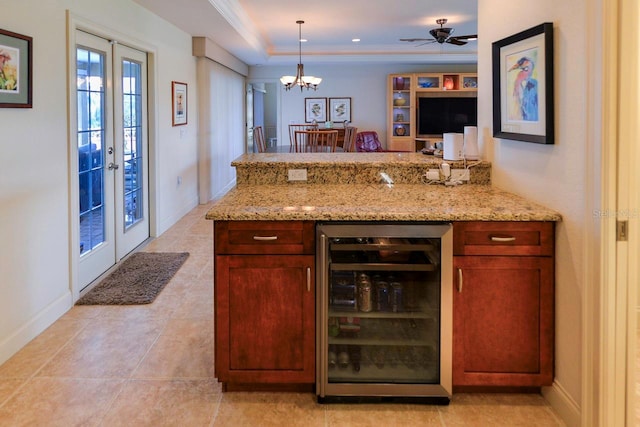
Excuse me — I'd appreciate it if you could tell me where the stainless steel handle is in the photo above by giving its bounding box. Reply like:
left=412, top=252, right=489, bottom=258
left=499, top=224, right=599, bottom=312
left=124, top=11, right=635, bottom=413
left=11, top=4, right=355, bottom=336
left=457, top=268, right=463, bottom=293
left=253, top=235, right=278, bottom=241
left=108, top=162, right=119, bottom=170
left=490, top=236, right=516, bottom=242
left=307, top=267, right=311, bottom=292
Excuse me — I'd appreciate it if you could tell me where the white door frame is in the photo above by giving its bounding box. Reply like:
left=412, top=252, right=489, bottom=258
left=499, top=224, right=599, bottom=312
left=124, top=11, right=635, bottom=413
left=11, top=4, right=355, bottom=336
left=66, top=12, right=159, bottom=301
left=584, top=0, right=639, bottom=425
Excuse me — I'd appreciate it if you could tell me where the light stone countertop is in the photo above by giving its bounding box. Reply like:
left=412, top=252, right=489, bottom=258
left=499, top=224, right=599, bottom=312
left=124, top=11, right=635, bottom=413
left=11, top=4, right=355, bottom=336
left=205, top=183, right=562, bottom=222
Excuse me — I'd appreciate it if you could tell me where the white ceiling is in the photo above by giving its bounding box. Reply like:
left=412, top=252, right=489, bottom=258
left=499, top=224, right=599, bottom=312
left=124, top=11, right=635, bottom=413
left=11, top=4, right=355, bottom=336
left=132, top=0, right=478, bottom=65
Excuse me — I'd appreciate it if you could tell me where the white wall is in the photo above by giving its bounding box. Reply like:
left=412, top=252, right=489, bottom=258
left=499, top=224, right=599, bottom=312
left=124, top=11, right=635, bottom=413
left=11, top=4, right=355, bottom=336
left=249, top=63, right=476, bottom=149
left=478, top=1, right=586, bottom=424
left=0, top=0, right=198, bottom=365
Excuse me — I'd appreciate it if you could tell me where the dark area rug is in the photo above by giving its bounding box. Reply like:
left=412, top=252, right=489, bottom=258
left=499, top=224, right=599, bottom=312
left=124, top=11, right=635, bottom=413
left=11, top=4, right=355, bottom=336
left=76, top=252, right=189, bottom=305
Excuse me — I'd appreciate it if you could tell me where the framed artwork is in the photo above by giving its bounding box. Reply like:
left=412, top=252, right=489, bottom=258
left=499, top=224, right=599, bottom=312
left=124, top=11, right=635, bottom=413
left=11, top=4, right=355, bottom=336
left=305, top=97, right=326, bottom=123
left=172, top=81, right=187, bottom=126
left=329, top=97, right=351, bottom=123
left=492, top=22, right=554, bottom=144
left=0, top=28, right=33, bottom=108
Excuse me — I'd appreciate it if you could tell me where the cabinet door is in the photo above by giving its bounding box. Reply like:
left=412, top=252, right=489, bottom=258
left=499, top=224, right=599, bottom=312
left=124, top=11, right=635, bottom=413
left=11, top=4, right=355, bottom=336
left=215, top=255, right=315, bottom=384
left=452, top=256, right=554, bottom=387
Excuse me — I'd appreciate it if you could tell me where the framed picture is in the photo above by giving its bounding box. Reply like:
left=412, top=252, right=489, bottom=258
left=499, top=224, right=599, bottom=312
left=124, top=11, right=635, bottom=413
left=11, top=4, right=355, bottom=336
left=329, top=97, right=351, bottom=123
left=172, top=81, right=187, bottom=126
left=492, top=22, right=554, bottom=144
left=0, top=29, right=32, bottom=108
left=305, top=97, right=326, bottom=123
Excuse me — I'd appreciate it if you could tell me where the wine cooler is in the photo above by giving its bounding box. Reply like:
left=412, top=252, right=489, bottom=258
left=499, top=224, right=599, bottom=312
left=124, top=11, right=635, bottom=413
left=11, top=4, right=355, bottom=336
left=316, top=222, right=452, bottom=403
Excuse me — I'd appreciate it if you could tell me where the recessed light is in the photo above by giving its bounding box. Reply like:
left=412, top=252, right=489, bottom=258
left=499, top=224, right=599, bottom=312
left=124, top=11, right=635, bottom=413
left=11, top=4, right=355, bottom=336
left=352, top=38, right=360, bottom=42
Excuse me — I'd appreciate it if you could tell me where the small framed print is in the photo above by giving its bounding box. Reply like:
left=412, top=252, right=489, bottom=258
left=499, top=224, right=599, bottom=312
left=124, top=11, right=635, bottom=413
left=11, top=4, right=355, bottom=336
left=305, top=97, right=326, bottom=123
left=172, top=81, right=187, bottom=126
left=0, top=28, right=33, bottom=108
left=492, top=23, right=554, bottom=144
left=329, top=97, right=351, bottom=123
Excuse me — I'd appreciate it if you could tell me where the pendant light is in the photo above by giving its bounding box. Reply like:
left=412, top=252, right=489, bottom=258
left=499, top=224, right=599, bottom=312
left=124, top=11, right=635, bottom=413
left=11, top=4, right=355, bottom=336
left=280, top=20, right=322, bottom=91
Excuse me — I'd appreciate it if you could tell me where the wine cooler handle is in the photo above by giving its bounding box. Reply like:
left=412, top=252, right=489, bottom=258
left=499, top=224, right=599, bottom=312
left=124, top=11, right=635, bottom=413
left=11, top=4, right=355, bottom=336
left=457, top=268, right=463, bottom=293
left=253, top=235, right=278, bottom=241
left=307, top=267, right=311, bottom=292
left=490, top=235, right=516, bottom=242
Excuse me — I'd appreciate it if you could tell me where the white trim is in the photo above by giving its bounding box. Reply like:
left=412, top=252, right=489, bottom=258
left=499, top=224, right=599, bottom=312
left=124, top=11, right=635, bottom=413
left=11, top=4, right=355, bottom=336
left=543, top=382, right=581, bottom=427
left=0, top=293, right=72, bottom=366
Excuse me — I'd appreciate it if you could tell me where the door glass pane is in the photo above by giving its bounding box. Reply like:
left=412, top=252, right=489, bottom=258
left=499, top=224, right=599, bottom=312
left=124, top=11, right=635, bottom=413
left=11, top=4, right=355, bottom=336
left=77, top=47, right=105, bottom=255
left=122, top=59, right=143, bottom=229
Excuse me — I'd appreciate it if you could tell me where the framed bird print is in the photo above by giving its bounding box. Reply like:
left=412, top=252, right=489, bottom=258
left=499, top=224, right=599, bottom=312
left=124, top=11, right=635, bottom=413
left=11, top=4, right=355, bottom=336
left=492, top=22, right=554, bottom=144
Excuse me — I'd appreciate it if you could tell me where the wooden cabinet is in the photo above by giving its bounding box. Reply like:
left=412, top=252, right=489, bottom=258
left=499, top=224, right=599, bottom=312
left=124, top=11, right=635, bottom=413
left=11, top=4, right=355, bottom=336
left=386, top=72, right=477, bottom=152
left=214, top=221, right=315, bottom=388
left=452, top=221, right=554, bottom=389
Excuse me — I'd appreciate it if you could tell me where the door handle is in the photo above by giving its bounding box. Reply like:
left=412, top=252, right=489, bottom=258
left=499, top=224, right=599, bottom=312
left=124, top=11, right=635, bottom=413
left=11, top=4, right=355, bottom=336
left=108, top=162, right=119, bottom=170
left=457, top=268, right=463, bottom=293
left=307, top=267, right=311, bottom=292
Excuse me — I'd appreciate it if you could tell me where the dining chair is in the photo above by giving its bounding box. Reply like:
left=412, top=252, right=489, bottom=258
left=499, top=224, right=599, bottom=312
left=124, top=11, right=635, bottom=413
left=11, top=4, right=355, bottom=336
left=342, top=126, right=358, bottom=152
left=289, top=123, right=318, bottom=152
left=253, top=126, right=267, bottom=153
left=295, top=130, right=338, bottom=153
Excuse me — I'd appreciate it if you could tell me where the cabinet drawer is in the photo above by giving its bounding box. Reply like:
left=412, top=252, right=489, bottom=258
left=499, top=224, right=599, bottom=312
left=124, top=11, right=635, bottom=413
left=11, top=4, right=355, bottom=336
left=215, top=220, right=315, bottom=255
left=453, top=222, right=554, bottom=256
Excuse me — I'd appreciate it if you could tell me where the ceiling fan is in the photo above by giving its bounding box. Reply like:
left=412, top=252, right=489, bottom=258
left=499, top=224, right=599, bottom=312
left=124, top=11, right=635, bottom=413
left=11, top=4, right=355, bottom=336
left=399, top=18, right=477, bottom=46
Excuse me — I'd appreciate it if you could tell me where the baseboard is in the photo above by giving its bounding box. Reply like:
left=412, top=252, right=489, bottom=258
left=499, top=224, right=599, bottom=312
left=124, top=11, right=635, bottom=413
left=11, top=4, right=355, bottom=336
left=0, top=291, right=73, bottom=366
left=157, top=195, right=200, bottom=235
left=542, top=380, right=581, bottom=427
left=212, top=179, right=236, bottom=201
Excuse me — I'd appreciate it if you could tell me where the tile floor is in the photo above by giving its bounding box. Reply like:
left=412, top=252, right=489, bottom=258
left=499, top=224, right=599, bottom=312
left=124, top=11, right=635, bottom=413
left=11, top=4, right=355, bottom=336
left=0, top=203, right=567, bottom=426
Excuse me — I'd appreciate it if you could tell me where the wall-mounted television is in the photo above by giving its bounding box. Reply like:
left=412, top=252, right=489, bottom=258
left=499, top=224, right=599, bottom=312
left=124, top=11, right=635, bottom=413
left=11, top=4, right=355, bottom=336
left=417, top=93, right=477, bottom=137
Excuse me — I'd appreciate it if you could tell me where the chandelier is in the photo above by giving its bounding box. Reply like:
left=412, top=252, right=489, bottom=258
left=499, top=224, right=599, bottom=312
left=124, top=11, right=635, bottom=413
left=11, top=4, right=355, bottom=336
left=280, top=20, right=322, bottom=91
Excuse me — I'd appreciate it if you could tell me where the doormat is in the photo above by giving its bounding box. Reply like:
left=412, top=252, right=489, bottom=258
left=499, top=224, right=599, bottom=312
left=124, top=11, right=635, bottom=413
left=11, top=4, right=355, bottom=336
left=76, top=252, right=189, bottom=305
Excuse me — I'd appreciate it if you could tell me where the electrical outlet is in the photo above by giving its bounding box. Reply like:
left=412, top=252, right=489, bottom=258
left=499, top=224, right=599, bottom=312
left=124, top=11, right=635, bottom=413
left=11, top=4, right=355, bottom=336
left=287, top=168, right=307, bottom=181
left=450, top=169, right=470, bottom=181
left=426, top=169, right=440, bottom=181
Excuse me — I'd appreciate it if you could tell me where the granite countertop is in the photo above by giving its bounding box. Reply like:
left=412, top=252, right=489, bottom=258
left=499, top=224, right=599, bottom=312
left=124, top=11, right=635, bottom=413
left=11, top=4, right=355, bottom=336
left=205, top=183, right=562, bottom=222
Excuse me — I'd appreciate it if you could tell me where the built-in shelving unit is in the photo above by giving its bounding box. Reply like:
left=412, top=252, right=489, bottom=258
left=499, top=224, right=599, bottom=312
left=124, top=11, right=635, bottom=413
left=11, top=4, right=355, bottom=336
left=386, top=72, right=477, bottom=152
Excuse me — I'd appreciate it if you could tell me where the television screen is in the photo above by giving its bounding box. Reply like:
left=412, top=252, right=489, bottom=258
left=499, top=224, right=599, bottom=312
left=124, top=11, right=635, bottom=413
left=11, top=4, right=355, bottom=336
left=417, top=96, right=477, bottom=136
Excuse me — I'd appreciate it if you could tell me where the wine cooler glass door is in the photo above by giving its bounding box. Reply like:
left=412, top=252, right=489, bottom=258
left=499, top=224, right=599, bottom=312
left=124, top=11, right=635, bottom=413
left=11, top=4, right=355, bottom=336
left=316, top=223, right=452, bottom=400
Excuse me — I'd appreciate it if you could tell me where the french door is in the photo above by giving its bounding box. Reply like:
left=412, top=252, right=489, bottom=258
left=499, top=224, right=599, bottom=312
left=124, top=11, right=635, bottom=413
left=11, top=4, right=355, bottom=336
left=75, top=31, right=149, bottom=289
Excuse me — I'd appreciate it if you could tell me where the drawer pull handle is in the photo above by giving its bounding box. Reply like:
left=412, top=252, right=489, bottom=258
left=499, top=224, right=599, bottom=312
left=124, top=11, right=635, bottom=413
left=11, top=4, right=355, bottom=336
left=490, top=236, right=516, bottom=242
left=253, top=235, right=278, bottom=241
left=457, top=268, right=463, bottom=293
left=307, top=267, right=311, bottom=292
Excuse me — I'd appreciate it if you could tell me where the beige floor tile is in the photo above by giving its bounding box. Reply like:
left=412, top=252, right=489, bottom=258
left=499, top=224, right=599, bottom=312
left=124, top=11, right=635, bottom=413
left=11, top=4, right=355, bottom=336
left=213, top=392, right=326, bottom=427
left=0, top=317, right=87, bottom=379
left=101, top=379, right=221, bottom=427
left=0, top=378, right=25, bottom=406
left=438, top=393, right=565, bottom=426
left=0, top=377, right=123, bottom=426
left=37, top=318, right=165, bottom=379
left=326, top=402, right=442, bottom=426
left=132, top=318, right=214, bottom=379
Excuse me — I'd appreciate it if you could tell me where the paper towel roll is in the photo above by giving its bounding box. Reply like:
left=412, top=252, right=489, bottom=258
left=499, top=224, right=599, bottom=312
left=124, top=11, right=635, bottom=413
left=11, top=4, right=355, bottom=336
left=463, top=126, right=479, bottom=160
left=443, top=133, right=464, bottom=161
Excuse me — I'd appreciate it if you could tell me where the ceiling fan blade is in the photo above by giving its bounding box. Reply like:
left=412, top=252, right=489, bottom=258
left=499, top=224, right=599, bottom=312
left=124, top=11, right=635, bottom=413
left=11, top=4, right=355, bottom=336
left=399, top=38, right=431, bottom=42
left=446, top=38, right=467, bottom=46
left=453, top=34, right=478, bottom=41
left=415, top=40, right=437, bottom=47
